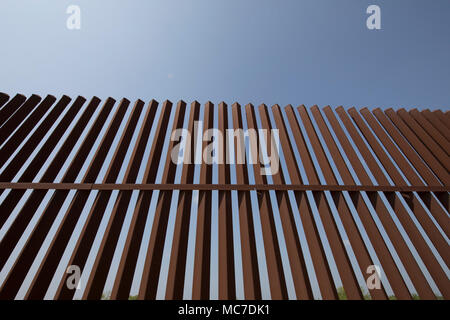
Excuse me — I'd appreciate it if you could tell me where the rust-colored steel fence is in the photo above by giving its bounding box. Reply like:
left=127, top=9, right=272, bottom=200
left=0, top=92, right=448, bottom=300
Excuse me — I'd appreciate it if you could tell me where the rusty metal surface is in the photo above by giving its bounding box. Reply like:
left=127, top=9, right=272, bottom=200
left=0, top=92, right=448, bottom=300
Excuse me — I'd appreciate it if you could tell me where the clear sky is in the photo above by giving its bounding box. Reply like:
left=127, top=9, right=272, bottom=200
left=1, top=0, right=449, bottom=110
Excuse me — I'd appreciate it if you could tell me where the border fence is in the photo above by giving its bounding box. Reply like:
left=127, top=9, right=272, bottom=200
left=0, top=92, right=448, bottom=300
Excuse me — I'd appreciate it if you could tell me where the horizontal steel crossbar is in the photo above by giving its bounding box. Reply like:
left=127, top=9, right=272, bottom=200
left=0, top=182, right=448, bottom=192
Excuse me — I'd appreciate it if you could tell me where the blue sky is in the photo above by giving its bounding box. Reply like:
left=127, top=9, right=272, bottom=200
left=1, top=0, right=449, bottom=110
